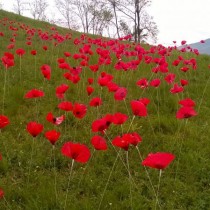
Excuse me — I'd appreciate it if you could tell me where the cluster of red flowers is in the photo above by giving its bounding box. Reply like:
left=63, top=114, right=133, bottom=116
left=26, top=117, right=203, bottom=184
left=1, top=16, right=204, bottom=201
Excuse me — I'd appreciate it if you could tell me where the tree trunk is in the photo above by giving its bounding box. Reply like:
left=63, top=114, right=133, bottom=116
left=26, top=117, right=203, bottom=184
left=134, top=0, right=138, bottom=42
left=85, top=10, right=89, bottom=33
left=136, top=0, right=141, bottom=43
left=113, top=2, right=120, bottom=39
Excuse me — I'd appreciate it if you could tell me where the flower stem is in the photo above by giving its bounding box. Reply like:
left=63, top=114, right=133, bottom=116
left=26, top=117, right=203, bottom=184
left=136, top=146, right=161, bottom=208
left=3, top=196, right=12, bottom=210
left=53, top=146, right=58, bottom=203
left=19, top=56, right=22, bottom=82
left=126, top=151, right=133, bottom=209
left=27, top=138, right=35, bottom=187
left=78, top=149, right=95, bottom=187
left=127, top=116, right=135, bottom=133
left=98, top=153, right=119, bottom=210
left=2, top=68, right=7, bottom=114
left=123, top=99, right=129, bottom=115
left=155, top=169, right=162, bottom=210
left=64, top=159, right=74, bottom=210
left=104, top=131, right=138, bottom=189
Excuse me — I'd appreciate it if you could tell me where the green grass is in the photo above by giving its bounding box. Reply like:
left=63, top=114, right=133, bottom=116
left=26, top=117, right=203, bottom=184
left=0, top=9, right=210, bottom=210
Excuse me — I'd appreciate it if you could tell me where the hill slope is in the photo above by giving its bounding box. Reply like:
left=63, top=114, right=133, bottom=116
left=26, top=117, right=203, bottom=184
left=179, top=39, right=210, bottom=55
left=188, top=39, right=210, bottom=55
left=0, top=10, right=210, bottom=210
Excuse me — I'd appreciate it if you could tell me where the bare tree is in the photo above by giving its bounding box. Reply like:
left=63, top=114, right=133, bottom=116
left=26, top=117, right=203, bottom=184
left=89, top=1, right=113, bottom=35
left=106, top=0, right=158, bottom=42
left=125, top=0, right=158, bottom=42
left=55, top=0, right=111, bottom=34
left=13, top=0, right=27, bottom=15
left=55, top=0, right=89, bottom=32
left=119, top=20, right=132, bottom=37
left=30, top=0, right=48, bottom=20
left=55, top=0, right=158, bottom=42
left=107, top=0, right=121, bottom=39
left=71, top=0, right=92, bottom=33
left=55, top=0, right=73, bottom=29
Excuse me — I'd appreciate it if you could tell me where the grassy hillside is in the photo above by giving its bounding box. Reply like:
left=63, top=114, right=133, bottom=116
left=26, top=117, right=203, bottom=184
left=187, top=39, right=210, bottom=55
left=1, top=10, right=210, bottom=210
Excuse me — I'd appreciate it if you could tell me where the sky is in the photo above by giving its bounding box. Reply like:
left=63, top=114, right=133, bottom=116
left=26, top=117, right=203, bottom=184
left=1, top=0, right=210, bottom=46
left=148, top=0, right=210, bottom=45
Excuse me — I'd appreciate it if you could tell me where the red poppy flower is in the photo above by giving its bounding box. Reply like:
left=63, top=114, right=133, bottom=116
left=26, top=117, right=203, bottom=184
left=176, top=106, right=197, bottom=119
left=136, top=78, right=148, bottom=89
left=179, top=98, right=196, bottom=107
left=89, top=97, right=102, bottom=107
left=70, top=66, right=82, bottom=75
left=64, top=52, right=71, bottom=57
left=56, top=84, right=69, bottom=99
left=139, top=98, right=150, bottom=106
left=98, top=73, right=113, bottom=86
left=180, top=66, right=189, bottom=72
left=59, top=62, right=70, bottom=70
left=112, top=112, right=128, bottom=125
left=112, top=136, right=130, bottom=151
left=45, top=130, right=60, bottom=145
left=58, top=101, right=73, bottom=112
left=0, top=115, right=10, bottom=129
left=86, top=86, right=94, bottom=96
left=31, top=50, right=37, bottom=55
left=26, top=41, right=32, bottom=46
left=130, top=100, right=147, bottom=117
left=40, top=64, right=51, bottom=80
left=0, top=188, right=4, bottom=199
left=104, top=114, right=113, bottom=126
left=16, top=48, right=25, bottom=56
left=180, top=79, right=188, bottom=86
left=172, top=59, right=180, bottom=66
left=25, top=89, right=44, bottom=98
left=1, top=52, right=15, bottom=69
left=61, top=142, right=91, bottom=163
left=114, top=87, right=127, bottom=101
left=107, top=82, right=119, bottom=92
left=46, top=112, right=65, bottom=125
left=128, top=132, right=142, bottom=146
left=3, top=52, right=14, bottom=60
left=88, top=78, right=94, bottom=85
left=142, top=152, right=175, bottom=170
left=170, top=83, right=184, bottom=94
left=91, top=135, right=107, bottom=150
left=150, top=78, right=161, bottom=88
left=27, top=122, right=43, bottom=137
left=73, top=53, right=81, bottom=59
left=72, top=103, right=87, bottom=119
left=43, top=45, right=48, bottom=51
left=181, top=40, right=186, bottom=45
left=65, top=74, right=80, bottom=84
left=164, top=73, right=176, bottom=84
left=7, top=43, right=15, bottom=49
left=57, top=58, right=65, bottom=64
left=91, top=117, right=111, bottom=134
left=89, top=64, right=99, bottom=72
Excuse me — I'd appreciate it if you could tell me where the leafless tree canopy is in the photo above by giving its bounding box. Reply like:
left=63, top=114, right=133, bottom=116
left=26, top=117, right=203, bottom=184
left=13, top=0, right=27, bottom=15
left=11, top=0, right=158, bottom=43
left=55, top=0, right=158, bottom=42
left=30, top=0, right=48, bottom=20
left=107, top=0, right=158, bottom=42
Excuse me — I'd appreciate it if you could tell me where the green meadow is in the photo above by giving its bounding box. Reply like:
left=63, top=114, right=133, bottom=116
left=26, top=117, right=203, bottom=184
left=0, top=10, right=210, bottom=210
